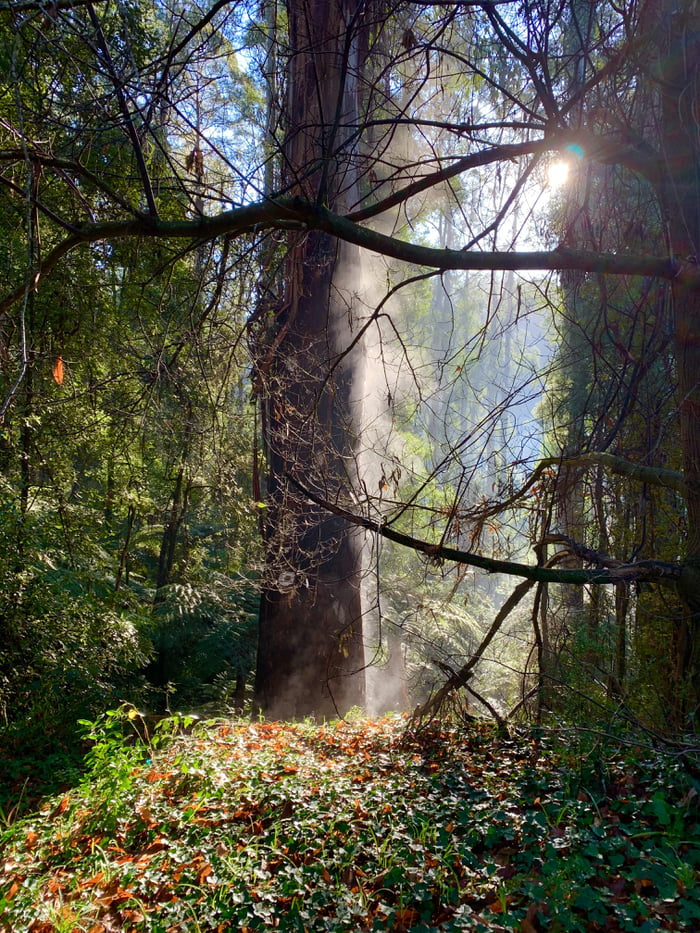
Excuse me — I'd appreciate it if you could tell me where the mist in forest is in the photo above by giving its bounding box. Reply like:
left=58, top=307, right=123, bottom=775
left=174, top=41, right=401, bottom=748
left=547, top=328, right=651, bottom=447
left=322, top=17, right=561, bottom=716
left=330, top=243, right=407, bottom=715
left=332, top=188, right=554, bottom=716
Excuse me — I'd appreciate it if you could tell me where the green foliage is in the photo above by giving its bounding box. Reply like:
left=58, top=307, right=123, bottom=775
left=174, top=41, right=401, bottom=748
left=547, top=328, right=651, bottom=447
left=0, top=549, right=150, bottom=731
left=1, top=719, right=699, bottom=931
left=147, top=574, right=258, bottom=709
left=0, top=0, right=261, bottom=788
left=76, top=707, right=153, bottom=826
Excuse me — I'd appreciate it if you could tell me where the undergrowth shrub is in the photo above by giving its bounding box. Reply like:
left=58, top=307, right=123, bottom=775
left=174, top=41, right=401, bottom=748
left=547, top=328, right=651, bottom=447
left=145, top=574, right=258, bottom=711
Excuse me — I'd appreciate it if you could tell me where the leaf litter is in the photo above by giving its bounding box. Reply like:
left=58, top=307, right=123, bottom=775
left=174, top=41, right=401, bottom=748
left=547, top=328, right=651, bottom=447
left=0, top=713, right=699, bottom=931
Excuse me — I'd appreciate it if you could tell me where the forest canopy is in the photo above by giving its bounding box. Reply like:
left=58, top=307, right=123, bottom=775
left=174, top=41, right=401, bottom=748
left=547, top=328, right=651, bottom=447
left=1, top=0, right=699, bottom=741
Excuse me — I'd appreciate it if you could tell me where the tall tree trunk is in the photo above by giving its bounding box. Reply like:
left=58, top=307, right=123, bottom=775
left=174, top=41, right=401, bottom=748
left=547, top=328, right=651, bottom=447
left=657, top=1, right=700, bottom=716
left=254, top=0, right=366, bottom=718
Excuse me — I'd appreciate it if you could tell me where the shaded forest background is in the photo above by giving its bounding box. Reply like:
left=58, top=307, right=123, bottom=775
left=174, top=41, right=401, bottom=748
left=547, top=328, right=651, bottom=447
left=1, top=0, right=699, bottom=804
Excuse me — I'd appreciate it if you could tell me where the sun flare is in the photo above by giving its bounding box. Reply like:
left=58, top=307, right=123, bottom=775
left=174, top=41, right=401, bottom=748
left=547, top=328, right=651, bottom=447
left=547, top=160, right=570, bottom=189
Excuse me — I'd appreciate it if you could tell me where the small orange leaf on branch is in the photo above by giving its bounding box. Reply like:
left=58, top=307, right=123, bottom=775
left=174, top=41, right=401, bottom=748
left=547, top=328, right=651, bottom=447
left=52, top=357, right=64, bottom=385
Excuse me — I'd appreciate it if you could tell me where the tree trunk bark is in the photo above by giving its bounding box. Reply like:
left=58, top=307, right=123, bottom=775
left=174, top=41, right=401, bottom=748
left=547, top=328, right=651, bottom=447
left=253, top=0, right=366, bottom=718
left=657, top=1, right=700, bottom=717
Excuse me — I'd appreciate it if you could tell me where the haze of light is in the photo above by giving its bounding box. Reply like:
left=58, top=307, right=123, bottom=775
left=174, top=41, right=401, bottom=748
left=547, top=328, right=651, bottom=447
left=547, top=160, right=570, bottom=189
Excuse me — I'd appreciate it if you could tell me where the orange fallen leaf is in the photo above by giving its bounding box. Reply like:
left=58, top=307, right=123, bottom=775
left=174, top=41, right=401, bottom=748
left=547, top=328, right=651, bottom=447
left=79, top=871, right=105, bottom=889
left=50, top=795, right=70, bottom=818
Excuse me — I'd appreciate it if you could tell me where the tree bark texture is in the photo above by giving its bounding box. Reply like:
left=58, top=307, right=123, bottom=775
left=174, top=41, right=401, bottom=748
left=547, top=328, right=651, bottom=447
left=254, top=0, right=366, bottom=718
left=656, top=0, right=700, bottom=713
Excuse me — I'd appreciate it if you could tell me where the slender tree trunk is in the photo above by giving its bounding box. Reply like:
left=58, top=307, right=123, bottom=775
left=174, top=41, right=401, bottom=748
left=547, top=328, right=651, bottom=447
left=114, top=503, right=136, bottom=593
left=155, top=408, right=194, bottom=594
left=148, top=420, right=193, bottom=703
left=611, top=581, right=628, bottom=697
left=254, top=0, right=366, bottom=718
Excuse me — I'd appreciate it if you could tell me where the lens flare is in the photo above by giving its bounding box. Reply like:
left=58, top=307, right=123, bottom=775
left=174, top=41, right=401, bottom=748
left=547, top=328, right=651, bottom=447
left=547, top=160, right=570, bottom=189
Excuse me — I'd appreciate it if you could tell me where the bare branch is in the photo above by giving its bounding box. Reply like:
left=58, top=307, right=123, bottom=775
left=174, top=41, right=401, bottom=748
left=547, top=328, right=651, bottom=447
left=471, top=452, right=685, bottom=535
left=411, top=579, right=535, bottom=724
left=84, top=1, right=158, bottom=216
left=288, top=477, right=683, bottom=585
left=0, top=148, right=144, bottom=217
left=348, top=128, right=659, bottom=224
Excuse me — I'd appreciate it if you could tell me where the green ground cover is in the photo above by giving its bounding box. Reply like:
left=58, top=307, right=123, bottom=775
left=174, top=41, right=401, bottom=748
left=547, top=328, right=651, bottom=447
left=1, top=711, right=698, bottom=932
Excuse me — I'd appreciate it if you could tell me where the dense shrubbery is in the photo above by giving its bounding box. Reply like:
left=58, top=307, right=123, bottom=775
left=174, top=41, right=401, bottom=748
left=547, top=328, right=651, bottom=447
left=0, top=473, right=259, bottom=814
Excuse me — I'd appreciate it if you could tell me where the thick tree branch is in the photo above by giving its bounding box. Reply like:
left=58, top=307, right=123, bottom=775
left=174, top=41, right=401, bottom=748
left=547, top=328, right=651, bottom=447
left=308, top=203, right=679, bottom=278
left=288, top=477, right=682, bottom=585
left=0, top=202, right=280, bottom=315
left=542, top=534, right=625, bottom=569
left=541, top=452, right=685, bottom=495
left=1, top=196, right=694, bottom=316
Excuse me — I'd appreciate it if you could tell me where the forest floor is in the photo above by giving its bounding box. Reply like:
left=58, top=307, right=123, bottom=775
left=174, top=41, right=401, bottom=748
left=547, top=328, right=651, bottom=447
left=0, top=710, right=699, bottom=932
